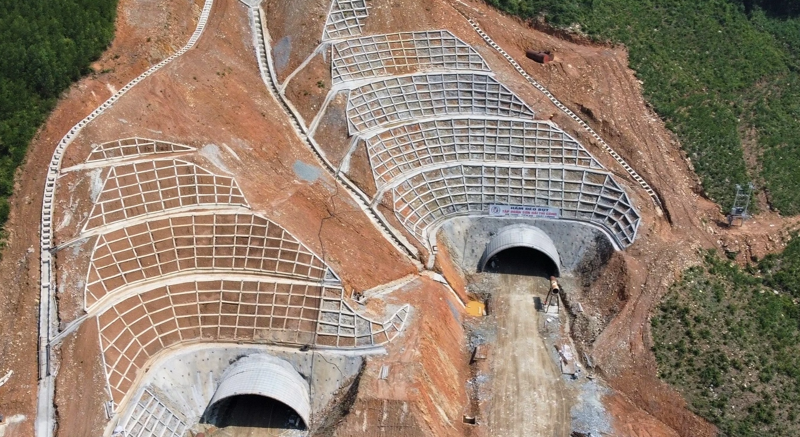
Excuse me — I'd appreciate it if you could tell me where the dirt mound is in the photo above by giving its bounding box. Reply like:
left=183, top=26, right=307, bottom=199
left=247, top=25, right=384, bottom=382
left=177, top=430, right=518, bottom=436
left=263, top=0, right=329, bottom=83
left=332, top=278, right=471, bottom=437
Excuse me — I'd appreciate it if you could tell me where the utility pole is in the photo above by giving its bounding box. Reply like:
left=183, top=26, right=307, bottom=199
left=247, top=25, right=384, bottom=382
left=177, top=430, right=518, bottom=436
left=727, top=183, right=754, bottom=227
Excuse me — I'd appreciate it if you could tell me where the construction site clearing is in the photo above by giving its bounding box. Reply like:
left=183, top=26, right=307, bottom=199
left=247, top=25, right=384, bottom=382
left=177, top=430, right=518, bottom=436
left=0, top=0, right=797, bottom=436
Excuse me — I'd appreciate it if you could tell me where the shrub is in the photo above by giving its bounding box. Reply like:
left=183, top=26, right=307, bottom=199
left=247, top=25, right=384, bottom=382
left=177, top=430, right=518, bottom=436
left=652, top=249, right=800, bottom=436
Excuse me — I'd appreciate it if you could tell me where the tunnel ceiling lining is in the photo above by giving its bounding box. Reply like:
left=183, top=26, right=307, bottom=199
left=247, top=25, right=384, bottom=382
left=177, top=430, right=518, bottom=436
left=479, top=224, right=561, bottom=275
left=209, top=354, right=311, bottom=427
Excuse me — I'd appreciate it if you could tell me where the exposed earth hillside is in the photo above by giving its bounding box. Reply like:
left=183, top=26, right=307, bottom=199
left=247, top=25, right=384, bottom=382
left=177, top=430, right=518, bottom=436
left=0, top=0, right=797, bottom=436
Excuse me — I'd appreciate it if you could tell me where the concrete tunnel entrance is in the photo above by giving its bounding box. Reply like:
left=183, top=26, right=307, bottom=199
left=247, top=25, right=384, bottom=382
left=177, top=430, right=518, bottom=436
left=478, top=224, right=561, bottom=277
left=202, top=354, right=310, bottom=431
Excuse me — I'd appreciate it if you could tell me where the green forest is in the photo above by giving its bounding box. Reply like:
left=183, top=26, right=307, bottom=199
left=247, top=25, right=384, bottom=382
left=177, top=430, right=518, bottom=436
left=652, top=240, right=800, bottom=436
left=485, top=0, right=800, bottom=214
left=0, top=0, right=117, bottom=230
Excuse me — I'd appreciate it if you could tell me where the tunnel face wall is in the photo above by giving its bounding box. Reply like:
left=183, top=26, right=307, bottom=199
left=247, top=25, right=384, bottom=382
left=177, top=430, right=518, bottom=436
left=113, top=346, right=364, bottom=437
left=208, top=354, right=312, bottom=427
left=478, top=224, right=561, bottom=275
left=438, top=217, right=615, bottom=277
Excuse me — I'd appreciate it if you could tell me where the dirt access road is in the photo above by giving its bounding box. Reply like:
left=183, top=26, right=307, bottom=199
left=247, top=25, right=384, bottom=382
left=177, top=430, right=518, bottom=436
left=487, top=270, right=572, bottom=437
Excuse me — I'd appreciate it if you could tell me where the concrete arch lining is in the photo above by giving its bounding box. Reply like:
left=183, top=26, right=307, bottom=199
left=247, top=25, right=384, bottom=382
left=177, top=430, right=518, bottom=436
left=478, top=224, right=561, bottom=275
left=209, top=354, right=311, bottom=427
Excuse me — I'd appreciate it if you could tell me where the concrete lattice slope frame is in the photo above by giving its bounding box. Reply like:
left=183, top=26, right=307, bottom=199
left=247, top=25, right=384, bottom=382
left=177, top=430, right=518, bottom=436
left=316, top=286, right=409, bottom=348
left=346, top=73, right=535, bottom=135
left=119, top=388, right=188, bottom=437
left=86, top=138, right=196, bottom=164
left=364, top=117, right=604, bottom=189
left=331, top=30, right=491, bottom=84
left=307, top=0, right=645, bottom=269
left=309, top=0, right=643, bottom=263
left=84, top=212, right=328, bottom=308
left=465, top=17, right=664, bottom=209
left=96, top=278, right=409, bottom=405
left=37, top=1, right=214, bottom=436
left=83, top=159, right=249, bottom=232
left=391, top=164, right=640, bottom=247
left=323, top=0, right=368, bottom=41
left=97, top=279, right=326, bottom=403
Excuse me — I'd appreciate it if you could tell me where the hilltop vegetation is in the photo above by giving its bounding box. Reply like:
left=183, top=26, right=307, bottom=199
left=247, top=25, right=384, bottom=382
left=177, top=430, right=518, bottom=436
left=652, top=238, right=800, bottom=436
left=0, top=0, right=117, bottom=230
left=486, top=0, right=800, bottom=214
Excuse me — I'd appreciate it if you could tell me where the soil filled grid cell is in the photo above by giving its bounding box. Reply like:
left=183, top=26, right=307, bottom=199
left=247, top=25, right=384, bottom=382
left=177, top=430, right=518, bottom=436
left=392, top=164, right=639, bottom=246
left=346, top=74, right=535, bottom=134
left=332, top=31, right=490, bottom=84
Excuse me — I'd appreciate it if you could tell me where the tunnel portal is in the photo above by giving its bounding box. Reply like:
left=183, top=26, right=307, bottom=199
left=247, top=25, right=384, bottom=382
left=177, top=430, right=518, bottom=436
left=202, top=354, right=310, bottom=432
left=204, top=395, right=305, bottom=431
left=478, top=224, right=561, bottom=277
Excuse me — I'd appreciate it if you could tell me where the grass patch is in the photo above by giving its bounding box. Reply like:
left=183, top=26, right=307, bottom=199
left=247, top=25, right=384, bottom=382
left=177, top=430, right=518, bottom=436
left=652, top=237, right=800, bottom=436
left=485, top=0, right=800, bottom=212
left=0, top=0, right=118, bottom=236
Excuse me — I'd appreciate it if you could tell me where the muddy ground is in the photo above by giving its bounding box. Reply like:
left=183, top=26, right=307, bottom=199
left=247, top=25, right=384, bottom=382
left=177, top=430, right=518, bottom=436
left=481, top=271, right=573, bottom=437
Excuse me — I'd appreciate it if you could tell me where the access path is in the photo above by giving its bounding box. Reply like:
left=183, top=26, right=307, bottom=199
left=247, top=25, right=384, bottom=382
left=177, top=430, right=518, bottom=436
left=488, top=272, right=572, bottom=437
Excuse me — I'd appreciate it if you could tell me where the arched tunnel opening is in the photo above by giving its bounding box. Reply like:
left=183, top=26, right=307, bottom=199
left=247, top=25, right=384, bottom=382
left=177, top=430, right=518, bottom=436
left=201, top=354, right=312, bottom=434
left=477, top=224, right=562, bottom=278
left=202, top=394, right=307, bottom=431
left=483, top=246, right=559, bottom=278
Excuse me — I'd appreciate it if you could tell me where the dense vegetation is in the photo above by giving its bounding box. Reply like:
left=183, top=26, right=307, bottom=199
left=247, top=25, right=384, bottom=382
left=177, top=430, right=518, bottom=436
left=486, top=0, right=800, bottom=213
left=652, top=239, right=800, bottom=436
left=0, top=0, right=117, bottom=229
